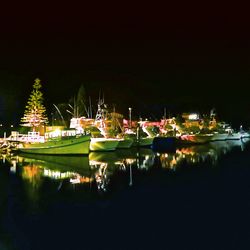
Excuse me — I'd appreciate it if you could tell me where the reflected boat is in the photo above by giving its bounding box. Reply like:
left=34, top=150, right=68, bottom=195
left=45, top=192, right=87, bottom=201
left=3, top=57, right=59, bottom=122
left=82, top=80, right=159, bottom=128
left=5, top=153, right=95, bottom=202
left=89, top=151, right=122, bottom=192
left=89, top=147, right=155, bottom=170
left=8, top=153, right=95, bottom=190
left=89, top=147, right=156, bottom=191
left=2, top=137, right=249, bottom=199
left=159, top=138, right=250, bottom=170
left=16, top=153, right=90, bottom=176
left=89, top=151, right=121, bottom=165
left=117, top=147, right=155, bottom=170
left=225, top=137, right=250, bottom=150
left=116, top=147, right=154, bottom=157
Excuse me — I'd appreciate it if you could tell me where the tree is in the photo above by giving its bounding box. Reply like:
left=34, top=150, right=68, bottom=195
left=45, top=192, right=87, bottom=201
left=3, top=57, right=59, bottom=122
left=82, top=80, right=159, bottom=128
left=76, top=84, right=88, bottom=117
left=20, top=78, right=48, bottom=131
left=68, top=84, right=89, bottom=118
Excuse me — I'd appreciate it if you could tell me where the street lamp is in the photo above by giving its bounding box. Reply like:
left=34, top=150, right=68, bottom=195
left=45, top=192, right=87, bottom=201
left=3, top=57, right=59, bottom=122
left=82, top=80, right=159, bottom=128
left=128, top=107, right=132, bottom=129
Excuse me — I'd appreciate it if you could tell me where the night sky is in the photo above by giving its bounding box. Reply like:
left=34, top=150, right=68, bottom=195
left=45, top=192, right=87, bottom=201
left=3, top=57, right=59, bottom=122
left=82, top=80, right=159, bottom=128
left=0, top=4, right=249, bottom=128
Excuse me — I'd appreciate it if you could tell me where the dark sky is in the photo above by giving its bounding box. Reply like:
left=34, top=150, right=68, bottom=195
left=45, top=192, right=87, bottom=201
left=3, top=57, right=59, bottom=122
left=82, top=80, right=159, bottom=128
left=0, top=4, right=249, bottom=127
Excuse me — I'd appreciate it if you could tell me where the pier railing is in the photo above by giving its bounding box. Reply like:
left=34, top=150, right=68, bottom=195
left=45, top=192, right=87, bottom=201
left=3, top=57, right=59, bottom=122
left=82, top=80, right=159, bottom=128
left=7, top=131, right=45, bottom=143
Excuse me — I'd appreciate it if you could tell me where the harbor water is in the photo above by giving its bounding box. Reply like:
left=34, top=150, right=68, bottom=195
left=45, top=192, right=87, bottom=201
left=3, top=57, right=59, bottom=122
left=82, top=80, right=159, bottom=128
left=1, top=139, right=250, bottom=249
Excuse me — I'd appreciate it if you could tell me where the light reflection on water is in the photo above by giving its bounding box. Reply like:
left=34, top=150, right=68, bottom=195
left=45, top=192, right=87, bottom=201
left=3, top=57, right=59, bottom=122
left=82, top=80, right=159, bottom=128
left=1, top=139, right=250, bottom=250
left=1, top=138, right=250, bottom=196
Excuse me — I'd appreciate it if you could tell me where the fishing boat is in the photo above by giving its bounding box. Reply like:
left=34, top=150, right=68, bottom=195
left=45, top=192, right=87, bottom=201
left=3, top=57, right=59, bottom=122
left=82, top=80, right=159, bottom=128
left=240, top=131, right=250, bottom=138
left=225, top=132, right=241, bottom=140
left=124, top=130, right=154, bottom=147
left=135, top=136, right=155, bottom=147
left=90, top=137, right=120, bottom=151
left=211, top=132, right=228, bottom=141
left=225, top=128, right=241, bottom=140
left=116, top=137, right=134, bottom=149
left=14, top=130, right=91, bottom=155
left=178, top=133, right=214, bottom=145
left=124, top=126, right=155, bottom=148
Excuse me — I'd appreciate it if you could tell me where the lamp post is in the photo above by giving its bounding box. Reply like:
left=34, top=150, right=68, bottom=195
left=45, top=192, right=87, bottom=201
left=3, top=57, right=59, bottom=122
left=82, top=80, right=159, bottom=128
left=128, top=107, right=132, bottom=129
left=129, top=164, right=133, bottom=186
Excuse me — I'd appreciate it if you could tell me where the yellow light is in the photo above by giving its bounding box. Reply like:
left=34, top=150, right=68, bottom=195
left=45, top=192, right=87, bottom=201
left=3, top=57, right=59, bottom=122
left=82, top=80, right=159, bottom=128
left=189, top=114, right=198, bottom=120
left=51, top=129, right=61, bottom=137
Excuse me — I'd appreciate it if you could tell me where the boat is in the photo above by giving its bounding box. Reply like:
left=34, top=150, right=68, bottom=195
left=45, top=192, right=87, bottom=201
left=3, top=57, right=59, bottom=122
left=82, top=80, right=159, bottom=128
left=92, top=102, right=134, bottom=149
left=226, top=132, right=241, bottom=140
left=240, top=131, right=250, bottom=138
left=225, top=129, right=242, bottom=140
left=69, top=118, right=120, bottom=152
left=178, top=133, right=214, bottom=145
left=124, top=132, right=154, bottom=147
left=211, top=132, right=228, bottom=141
left=124, top=127, right=154, bottom=148
left=90, top=137, right=120, bottom=151
left=211, top=123, right=246, bottom=141
left=135, top=136, right=155, bottom=147
left=15, top=130, right=91, bottom=155
left=239, top=126, right=250, bottom=138
left=212, top=122, right=241, bottom=140
left=116, top=137, right=134, bottom=149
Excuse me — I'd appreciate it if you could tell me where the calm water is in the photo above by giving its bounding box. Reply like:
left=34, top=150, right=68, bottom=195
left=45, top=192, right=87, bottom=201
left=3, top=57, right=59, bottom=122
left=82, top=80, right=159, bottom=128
left=1, top=139, right=250, bottom=250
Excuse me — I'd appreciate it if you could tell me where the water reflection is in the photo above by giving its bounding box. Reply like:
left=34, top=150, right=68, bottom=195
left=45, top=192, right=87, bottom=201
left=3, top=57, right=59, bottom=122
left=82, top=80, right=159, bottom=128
left=2, top=138, right=250, bottom=195
left=88, top=148, right=155, bottom=192
left=159, top=139, right=249, bottom=170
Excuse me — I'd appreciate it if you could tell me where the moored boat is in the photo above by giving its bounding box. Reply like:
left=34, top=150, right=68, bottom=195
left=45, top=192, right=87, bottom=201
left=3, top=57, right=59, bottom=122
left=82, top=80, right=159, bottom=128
left=240, top=131, right=250, bottom=138
left=178, top=133, right=214, bottom=145
left=124, top=127, right=154, bottom=148
left=90, top=137, right=120, bottom=151
left=125, top=133, right=154, bottom=147
left=211, top=132, right=228, bottom=141
left=135, top=136, right=154, bottom=147
left=17, top=134, right=91, bottom=155
left=226, top=131, right=242, bottom=140
left=116, top=137, right=134, bottom=149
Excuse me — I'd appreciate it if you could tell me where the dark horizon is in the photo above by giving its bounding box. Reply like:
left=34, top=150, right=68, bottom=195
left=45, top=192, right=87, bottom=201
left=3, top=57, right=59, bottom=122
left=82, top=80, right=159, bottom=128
left=0, top=5, right=249, bottom=128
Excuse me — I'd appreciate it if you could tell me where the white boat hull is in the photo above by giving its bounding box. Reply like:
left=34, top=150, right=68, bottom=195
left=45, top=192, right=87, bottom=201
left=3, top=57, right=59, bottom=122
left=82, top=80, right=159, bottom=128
left=90, top=138, right=120, bottom=151
left=211, top=133, right=228, bottom=141
left=240, top=132, right=250, bottom=138
left=226, top=133, right=241, bottom=140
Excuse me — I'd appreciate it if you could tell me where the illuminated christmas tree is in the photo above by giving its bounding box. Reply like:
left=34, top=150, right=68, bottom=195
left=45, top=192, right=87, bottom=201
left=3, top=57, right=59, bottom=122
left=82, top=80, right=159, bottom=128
left=20, top=78, right=48, bottom=131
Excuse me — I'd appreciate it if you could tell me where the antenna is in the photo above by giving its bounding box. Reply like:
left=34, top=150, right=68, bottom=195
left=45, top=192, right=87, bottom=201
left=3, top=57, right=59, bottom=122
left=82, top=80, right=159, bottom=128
left=98, top=89, right=101, bottom=103
left=53, top=104, right=66, bottom=127
left=164, top=107, right=166, bottom=120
